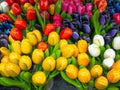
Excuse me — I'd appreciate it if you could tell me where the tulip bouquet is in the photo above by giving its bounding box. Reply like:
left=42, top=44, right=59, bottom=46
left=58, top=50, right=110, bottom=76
left=0, top=0, right=120, bottom=90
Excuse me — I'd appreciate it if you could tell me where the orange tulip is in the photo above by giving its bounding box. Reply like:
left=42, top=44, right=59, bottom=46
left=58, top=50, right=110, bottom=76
left=107, top=69, right=120, bottom=83
left=77, top=40, right=88, bottom=53
left=77, top=53, right=89, bottom=66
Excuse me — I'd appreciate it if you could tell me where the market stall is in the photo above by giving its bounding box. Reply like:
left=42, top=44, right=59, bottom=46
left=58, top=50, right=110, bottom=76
left=0, top=0, right=120, bottom=90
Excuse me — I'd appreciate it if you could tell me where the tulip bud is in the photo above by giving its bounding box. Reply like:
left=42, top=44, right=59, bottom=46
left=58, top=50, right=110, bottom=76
left=42, top=56, right=55, bottom=71
left=61, top=44, right=75, bottom=58
left=88, top=44, right=100, bottom=57
left=95, top=76, right=108, bottom=90
left=48, top=31, right=60, bottom=46
left=104, top=48, right=115, bottom=59
left=77, top=4, right=85, bottom=15
left=107, top=69, right=120, bottom=83
left=53, top=21, right=62, bottom=28
left=112, top=36, right=120, bottom=50
left=90, top=65, right=103, bottom=78
left=62, top=1, right=69, bottom=11
left=93, top=34, right=105, bottom=47
left=0, top=1, right=9, bottom=13
left=53, top=14, right=62, bottom=22
left=40, top=11, right=50, bottom=20
left=49, top=4, right=55, bottom=15
left=103, top=58, right=114, bottom=69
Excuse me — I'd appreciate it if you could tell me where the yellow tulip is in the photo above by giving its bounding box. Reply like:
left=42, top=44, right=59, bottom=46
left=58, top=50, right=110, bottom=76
left=32, top=49, right=44, bottom=64
left=9, top=52, right=21, bottom=64
left=19, top=55, right=32, bottom=70
left=56, top=57, right=68, bottom=71
left=6, top=62, right=20, bottom=77
left=49, top=4, right=55, bottom=15
left=32, top=29, right=42, bottom=42
left=90, top=65, right=103, bottom=78
left=42, top=56, right=55, bottom=71
left=66, top=64, right=78, bottom=79
left=21, top=39, right=32, bottom=54
left=0, top=63, right=9, bottom=77
left=78, top=68, right=91, bottom=83
left=61, top=44, right=74, bottom=58
left=23, top=3, right=32, bottom=11
left=95, top=76, right=108, bottom=90
left=1, top=55, right=9, bottom=63
left=26, top=32, right=38, bottom=46
left=59, top=39, right=68, bottom=50
left=8, top=35, right=15, bottom=43
left=32, top=71, right=46, bottom=86
left=0, top=47, right=10, bottom=56
left=11, top=41, right=21, bottom=54
left=48, top=31, right=60, bottom=46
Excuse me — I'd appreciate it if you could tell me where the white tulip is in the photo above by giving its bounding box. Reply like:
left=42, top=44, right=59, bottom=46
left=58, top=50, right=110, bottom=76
left=88, top=44, right=100, bottom=57
left=104, top=48, right=115, bottom=59
left=102, top=58, right=114, bottom=69
left=0, top=1, right=9, bottom=13
left=93, top=34, right=105, bottom=47
left=112, top=36, right=120, bottom=50
left=0, top=5, right=2, bottom=11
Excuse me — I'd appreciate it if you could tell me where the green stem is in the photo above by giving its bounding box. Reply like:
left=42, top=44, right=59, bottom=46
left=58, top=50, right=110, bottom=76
left=43, top=11, right=46, bottom=28
left=32, top=82, right=38, bottom=90
left=35, top=4, right=44, bottom=30
left=0, top=77, right=30, bottom=89
left=24, top=87, right=31, bottom=90
left=8, top=12, right=16, bottom=21
left=38, top=86, right=44, bottom=90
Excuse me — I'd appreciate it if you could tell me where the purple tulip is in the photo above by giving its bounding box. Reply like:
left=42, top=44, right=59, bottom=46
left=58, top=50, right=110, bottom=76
left=77, top=4, right=85, bottom=15
left=0, top=32, right=8, bottom=39
left=82, top=35, right=91, bottom=42
left=72, top=31, right=80, bottom=40
left=107, top=29, right=118, bottom=37
left=53, top=14, right=62, bottom=22
left=99, top=14, right=106, bottom=25
left=85, top=3, right=93, bottom=12
left=82, top=24, right=91, bottom=33
left=104, top=35, right=112, bottom=44
left=0, top=38, right=8, bottom=47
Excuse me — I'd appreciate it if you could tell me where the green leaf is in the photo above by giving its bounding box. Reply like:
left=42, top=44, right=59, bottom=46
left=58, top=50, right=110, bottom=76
left=91, top=10, right=100, bottom=34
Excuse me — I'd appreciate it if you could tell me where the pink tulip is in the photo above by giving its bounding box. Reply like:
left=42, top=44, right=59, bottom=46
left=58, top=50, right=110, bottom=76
left=53, top=14, right=62, bottom=22
left=77, top=4, right=85, bottom=15
left=85, top=3, right=93, bottom=12
left=40, top=11, right=50, bottom=20
left=53, top=21, right=62, bottom=28
left=113, top=13, right=120, bottom=24
left=62, top=1, right=69, bottom=11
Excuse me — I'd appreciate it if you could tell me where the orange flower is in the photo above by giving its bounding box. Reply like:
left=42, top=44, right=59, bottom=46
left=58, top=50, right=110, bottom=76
left=65, top=64, right=78, bottom=79
left=112, top=60, right=120, bottom=69
left=94, top=0, right=107, bottom=12
left=77, top=40, right=88, bottom=53
left=107, top=69, right=120, bottom=83
left=77, top=53, right=89, bottom=66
